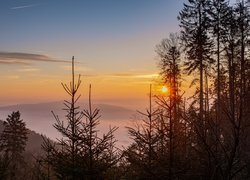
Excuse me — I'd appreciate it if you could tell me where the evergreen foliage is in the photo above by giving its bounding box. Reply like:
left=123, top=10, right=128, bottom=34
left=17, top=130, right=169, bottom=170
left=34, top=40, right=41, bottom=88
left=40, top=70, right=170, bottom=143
left=41, top=57, right=120, bottom=179
left=0, top=111, right=28, bottom=179
left=1, top=1, right=250, bottom=179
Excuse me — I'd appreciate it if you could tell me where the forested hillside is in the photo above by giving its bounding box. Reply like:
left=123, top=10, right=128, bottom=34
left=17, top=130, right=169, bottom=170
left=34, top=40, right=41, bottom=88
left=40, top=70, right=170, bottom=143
left=0, top=0, right=249, bottom=179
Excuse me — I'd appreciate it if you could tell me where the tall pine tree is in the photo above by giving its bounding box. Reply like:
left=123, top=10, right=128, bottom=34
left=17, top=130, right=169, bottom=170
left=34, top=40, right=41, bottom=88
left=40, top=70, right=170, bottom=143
left=0, top=111, right=28, bottom=180
left=179, top=0, right=214, bottom=135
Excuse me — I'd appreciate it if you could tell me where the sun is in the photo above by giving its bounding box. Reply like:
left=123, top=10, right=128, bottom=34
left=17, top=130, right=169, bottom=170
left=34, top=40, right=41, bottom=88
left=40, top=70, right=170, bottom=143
left=161, top=86, right=168, bottom=93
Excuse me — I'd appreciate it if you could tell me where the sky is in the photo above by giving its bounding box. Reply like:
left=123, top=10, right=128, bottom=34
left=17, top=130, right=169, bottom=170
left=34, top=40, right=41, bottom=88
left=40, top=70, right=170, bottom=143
left=0, top=0, right=186, bottom=108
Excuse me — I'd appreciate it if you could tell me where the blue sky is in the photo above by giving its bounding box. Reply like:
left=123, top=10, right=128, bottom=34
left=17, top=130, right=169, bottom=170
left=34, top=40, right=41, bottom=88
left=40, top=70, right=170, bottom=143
left=0, top=0, right=184, bottom=58
left=0, top=0, right=186, bottom=106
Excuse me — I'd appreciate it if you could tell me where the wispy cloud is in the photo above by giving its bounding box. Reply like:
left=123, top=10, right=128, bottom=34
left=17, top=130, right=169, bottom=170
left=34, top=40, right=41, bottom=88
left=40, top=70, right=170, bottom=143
left=111, top=73, right=136, bottom=77
left=62, top=65, right=90, bottom=72
left=18, top=68, right=40, bottom=72
left=134, top=74, right=159, bottom=78
left=80, top=74, right=98, bottom=77
left=0, top=52, right=71, bottom=65
left=0, top=60, right=30, bottom=65
left=110, top=73, right=159, bottom=79
left=4, top=75, right=20, bottom=79
left=11, top=4, right=39, bottom=10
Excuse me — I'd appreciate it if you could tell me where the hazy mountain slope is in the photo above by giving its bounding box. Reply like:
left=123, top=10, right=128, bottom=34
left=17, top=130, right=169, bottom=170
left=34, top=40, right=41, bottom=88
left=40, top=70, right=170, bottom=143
left=0, top=102, right=134, bottom=120
left=0, top=102, right=136, bottom=147
left=0, top=120, right=45, bottom=155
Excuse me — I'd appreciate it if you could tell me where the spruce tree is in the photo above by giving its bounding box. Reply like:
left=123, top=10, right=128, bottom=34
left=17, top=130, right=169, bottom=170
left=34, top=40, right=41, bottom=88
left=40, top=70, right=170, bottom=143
left=178, top=0, right=214, bottom=135
left=155, top=33, right=187, bottom=179
left=125, top=85, right=160, bottom=179
left=0, top=111, right=28, bottom=179
left=42, top=57, right=119, bottom=179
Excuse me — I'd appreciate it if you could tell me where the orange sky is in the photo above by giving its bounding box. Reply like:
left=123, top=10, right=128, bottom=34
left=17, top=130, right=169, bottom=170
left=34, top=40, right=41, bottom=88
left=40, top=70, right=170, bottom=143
left=0, top=60, right=194, bottom=110
left=0, top=0, right=195, bottom=108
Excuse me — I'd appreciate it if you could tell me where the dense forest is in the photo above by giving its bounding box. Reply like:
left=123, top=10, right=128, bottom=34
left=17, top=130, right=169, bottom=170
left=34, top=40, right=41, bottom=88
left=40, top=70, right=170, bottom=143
left=0, top=0, right=250, bottom=179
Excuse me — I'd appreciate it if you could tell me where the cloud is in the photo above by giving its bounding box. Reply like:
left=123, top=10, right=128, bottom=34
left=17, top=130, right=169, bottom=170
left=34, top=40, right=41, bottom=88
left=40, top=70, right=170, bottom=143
left=111, top=73, right=136, bottom=77
left=134, top=74, right=159, bottom=78
left=0, top=52, right=71, bottom=65
left=18, top=68, right=40, bottom=72
left=11, top=4, right=39, bottom=10
left=80, top=74, right=98, bottom=78
left=4, top=75, right=20, bottom=79
left=62, top=65, right=90, bottom=72
left=0, top=60, right=30, bottom=65
left=110, top=73, right=159, bottom=79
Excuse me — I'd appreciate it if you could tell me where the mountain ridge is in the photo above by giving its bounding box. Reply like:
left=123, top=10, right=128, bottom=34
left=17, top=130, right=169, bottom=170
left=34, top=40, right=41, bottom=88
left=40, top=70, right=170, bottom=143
left=0, top=101, right=135, bottom=147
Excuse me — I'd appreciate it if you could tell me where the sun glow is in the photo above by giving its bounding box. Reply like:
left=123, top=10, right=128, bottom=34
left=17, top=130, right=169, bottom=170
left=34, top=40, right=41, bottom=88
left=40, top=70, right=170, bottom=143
left=161, top=86, right=168, bottom=93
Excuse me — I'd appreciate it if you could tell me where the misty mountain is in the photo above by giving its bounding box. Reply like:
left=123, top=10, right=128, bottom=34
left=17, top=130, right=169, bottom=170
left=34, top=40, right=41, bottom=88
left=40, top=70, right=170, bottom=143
left=0, top=102, right=136, bottom=147
left=0, top=101, right=134, bottom=120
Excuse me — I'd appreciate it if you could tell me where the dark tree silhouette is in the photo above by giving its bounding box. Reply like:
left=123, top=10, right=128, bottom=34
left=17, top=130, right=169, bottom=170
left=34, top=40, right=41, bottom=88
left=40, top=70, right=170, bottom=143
left=155, top=33, right=187, bottom=179
left=125, top=85, right=160, bottom=179
left=207, top=0, right=229, bottom=146
left=42, top=57, right=120, bottom=179
left=0, top=152, right=9, bottom=179
left=179, top=0, right=214, bottom=135
left=0, top=1, right=249, bottom=180
left=0, top=111, right=28, bottom=180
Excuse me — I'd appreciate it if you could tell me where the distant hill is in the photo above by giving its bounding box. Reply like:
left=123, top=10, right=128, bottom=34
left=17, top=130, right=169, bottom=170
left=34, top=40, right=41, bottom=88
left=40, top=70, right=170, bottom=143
left=0, top=102, right=136, bottom=147
left=0, top=101, right=134, bottom=120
